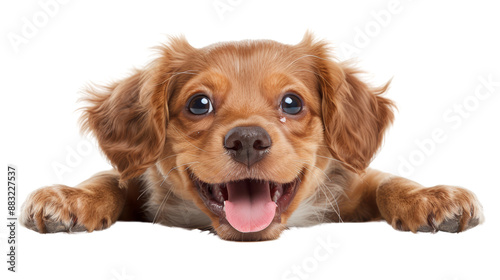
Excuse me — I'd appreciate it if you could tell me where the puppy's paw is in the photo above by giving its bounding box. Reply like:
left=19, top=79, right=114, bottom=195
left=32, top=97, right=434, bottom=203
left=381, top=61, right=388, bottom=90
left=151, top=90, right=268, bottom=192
left=378, top=184, right=484, bottom=233
left=20, top=185, right=114, bottom=233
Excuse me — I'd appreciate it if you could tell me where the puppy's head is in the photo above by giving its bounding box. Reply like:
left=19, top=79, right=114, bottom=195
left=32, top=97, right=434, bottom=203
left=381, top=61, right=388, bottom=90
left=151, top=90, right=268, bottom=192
left=82, top=33, right=394, bottom=241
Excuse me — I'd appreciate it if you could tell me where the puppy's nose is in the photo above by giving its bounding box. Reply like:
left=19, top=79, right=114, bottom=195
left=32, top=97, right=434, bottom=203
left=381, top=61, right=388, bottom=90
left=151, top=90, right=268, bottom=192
left=224, top=126, right=272, bottom=167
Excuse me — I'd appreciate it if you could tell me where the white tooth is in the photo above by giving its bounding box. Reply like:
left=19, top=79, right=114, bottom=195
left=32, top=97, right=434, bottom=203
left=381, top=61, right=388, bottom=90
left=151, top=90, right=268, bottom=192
left=272, top=190, right=281, bottom=202
left=212, top=184, right=224, bottom=203
left=272, top=184, right=283, bottom=202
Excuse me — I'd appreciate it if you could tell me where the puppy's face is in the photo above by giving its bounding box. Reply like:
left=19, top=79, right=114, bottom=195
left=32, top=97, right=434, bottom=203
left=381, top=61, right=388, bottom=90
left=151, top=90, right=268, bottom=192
left=161, top=40, right=327, bottom=240
left=83, top=34, right=393, bottom=241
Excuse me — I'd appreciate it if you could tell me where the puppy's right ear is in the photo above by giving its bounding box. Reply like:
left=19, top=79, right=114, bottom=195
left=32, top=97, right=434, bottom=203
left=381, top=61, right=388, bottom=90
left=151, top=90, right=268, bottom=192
left=80, top=36, right=195, bottom=180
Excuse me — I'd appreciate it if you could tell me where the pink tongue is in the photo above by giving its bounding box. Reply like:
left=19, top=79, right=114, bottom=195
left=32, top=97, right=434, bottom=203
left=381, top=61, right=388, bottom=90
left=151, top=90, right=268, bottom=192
left=224, top=180, right=276, bottom=233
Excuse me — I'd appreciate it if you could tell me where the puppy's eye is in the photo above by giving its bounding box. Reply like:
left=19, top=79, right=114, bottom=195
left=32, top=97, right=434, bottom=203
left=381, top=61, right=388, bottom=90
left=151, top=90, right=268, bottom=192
left=188, top=95, right=213, bottom=115
left=280, top=93, right=303, bottom=115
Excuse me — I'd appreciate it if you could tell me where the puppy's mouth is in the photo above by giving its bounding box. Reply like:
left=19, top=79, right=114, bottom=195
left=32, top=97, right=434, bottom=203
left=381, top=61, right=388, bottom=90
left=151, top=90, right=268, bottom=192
left=193, top=177, right=300, bottom=233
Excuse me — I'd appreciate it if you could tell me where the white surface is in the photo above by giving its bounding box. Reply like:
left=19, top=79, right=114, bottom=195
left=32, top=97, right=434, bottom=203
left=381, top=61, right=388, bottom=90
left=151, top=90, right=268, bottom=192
left=1, top=0, right=499, bottom=279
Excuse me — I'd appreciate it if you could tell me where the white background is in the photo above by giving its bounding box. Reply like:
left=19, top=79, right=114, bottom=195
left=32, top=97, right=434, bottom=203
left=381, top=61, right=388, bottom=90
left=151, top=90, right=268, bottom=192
left=1, top=0, right=499, bottom=279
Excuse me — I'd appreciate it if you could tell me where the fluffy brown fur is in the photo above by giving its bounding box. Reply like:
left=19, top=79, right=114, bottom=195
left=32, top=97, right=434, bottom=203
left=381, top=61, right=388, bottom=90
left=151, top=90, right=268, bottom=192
left=21, top=33, right=484, bottom=241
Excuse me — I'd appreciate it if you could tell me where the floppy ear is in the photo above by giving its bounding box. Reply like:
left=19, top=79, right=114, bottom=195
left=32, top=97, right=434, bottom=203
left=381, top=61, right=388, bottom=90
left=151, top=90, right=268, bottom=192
left=80, top=70, right=165, bottom=180
left=80, top=36, right=195, bottom=180
left=302, top=35, right=395, bottom=172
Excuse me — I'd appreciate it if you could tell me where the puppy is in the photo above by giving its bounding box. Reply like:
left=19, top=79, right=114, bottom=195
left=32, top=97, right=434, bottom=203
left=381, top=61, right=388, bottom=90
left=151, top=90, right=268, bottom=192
left=21, top=33, right=484, bottom=241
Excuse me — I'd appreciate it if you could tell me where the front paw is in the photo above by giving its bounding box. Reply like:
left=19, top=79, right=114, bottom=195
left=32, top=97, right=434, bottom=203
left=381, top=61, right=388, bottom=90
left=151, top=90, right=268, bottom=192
left=20, top=185, right=114, bottom=233
left=378, top=182, right=484, bottom=233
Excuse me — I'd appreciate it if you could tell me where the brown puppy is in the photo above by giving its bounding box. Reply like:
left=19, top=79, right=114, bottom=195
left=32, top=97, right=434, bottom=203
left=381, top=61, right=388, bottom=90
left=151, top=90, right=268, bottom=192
left=21, top=33, right=484, bottom=241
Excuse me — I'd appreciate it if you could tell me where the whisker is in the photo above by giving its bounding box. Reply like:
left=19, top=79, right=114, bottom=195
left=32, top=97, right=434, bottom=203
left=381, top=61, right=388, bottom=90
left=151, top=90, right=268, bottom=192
left=314, top=154, right=371, bottom=191
left=151, top=157, right=201, bottom=223
left=161, top=70, right=200, bottom=98
left=157, top=70, right=199, bottom=87
left=292, top=159, right=331, bottom=182
left=315, top=154, right=356, bottom=172
left=284, top=54, right=319, bottom=70
left=156, top=153, right=198, bottom=164
left=320, top=181, right=343, bottom=223
left=152, top=183, right=173, bottom=224
left=137, top=187, right=148, bottom=201
left=321, top=180, right=343, bottom=222
left=170, top=125, right=208, bottom=153
left=164, top=161, right=200, bottom=178
left=300, top=164, right=343, bottom=223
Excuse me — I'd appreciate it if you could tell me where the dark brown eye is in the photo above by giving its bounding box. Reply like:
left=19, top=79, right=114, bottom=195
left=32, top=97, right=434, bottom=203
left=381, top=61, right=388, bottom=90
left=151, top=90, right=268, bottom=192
left=281, top=93, right=303, bottom=115
left=188, top=95, right=213, bottom=115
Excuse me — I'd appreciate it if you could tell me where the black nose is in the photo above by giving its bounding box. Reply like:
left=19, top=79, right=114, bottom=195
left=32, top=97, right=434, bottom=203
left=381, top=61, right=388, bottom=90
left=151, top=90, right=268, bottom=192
left=224, top=126, right=272, bottom=167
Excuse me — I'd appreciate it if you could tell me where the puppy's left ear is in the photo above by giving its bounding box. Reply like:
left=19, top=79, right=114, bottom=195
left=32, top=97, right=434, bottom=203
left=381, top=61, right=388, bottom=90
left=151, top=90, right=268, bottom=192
left=302, top=36, right=395, bottom=172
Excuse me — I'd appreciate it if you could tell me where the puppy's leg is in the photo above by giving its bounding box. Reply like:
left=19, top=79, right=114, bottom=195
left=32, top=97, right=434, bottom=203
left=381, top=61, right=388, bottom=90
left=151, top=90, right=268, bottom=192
left=341, top=169, right=484, bottom=232
left=21, top=170, right=136, bottom=233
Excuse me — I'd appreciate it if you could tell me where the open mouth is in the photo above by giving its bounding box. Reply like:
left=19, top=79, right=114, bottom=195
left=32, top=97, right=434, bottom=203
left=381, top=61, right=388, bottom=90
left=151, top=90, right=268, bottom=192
left=193, top=177, right=300, bottom=233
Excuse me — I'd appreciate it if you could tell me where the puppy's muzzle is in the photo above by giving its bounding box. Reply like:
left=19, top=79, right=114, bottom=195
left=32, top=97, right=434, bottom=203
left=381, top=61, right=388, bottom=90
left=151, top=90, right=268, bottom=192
left=224, top=126, right=271, bottom=167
